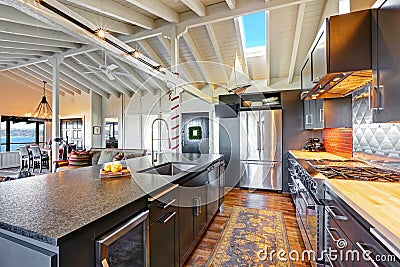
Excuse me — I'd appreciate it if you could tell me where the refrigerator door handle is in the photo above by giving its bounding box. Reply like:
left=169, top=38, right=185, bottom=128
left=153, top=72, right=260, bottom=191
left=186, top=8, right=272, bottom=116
left=256, top=121, right=261, bottom=151
left=261, top=121, right=265, bottom=151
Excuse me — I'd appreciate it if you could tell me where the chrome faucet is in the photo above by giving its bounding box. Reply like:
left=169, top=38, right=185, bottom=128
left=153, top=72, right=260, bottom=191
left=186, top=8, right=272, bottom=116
left=151, top=118, right=171, bottom=166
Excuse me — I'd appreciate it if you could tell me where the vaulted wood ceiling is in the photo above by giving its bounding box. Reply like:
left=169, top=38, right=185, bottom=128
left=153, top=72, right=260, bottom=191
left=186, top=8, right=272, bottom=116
left=0, top=0, right=333, bottom=99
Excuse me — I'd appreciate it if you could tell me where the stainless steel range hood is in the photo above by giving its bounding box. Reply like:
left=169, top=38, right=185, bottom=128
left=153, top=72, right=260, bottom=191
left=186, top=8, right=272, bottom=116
left=302, top=10, right=373, bottom=100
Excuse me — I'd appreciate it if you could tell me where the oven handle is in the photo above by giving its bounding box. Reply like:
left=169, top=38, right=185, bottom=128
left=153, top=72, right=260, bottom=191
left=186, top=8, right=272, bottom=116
left=326, top=206, right=348, bottom=221
left=326, top=227, right=348, bottom=249
left=356, top=242, right=379, bottom=267
left=299, top=191, right=315, bottom=209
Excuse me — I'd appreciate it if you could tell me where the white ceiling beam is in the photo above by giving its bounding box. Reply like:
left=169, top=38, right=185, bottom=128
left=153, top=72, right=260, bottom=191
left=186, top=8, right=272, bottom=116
left=3, top=0, right=210, bottom=102
left=288, top=3, right=305, bottom=84
left=0, top=42, right=65, bottom=52
left=265, top=11, right=271, bottom=85
left=20, top=66, right=75, bottom=96
left=182, top=31, right=213, bottom=85
left=121, top=0, right=179, bottom=23
left=136, top=40, right=169, bottom=92
left=0, top=71, right=63, bottom=97
left=233, top=17, right=249, bottom=77
left=0, top=4, right=55, bottom=30
left=0, top=45, right=95, bottom=71
left=53, top=62, right=110, bottom=98
left=0, top=33, right=80, bottom=49
left=180, top=0, right=206, bottom=17
left=73, top=54, right=132, bottom=97
left=157, top=36, right=196, bottom=85
left=107, top=56, right=156, bottom=95
left=0, top=21, right=82, bottom=43
left=67, top=6, right=139, bottom=35
left=120, top=0, right=318, bottom=49
left=0, top=48, right=53, bottom=57
left=84, top=52, right=136, bottom=96
left=63, top=59, right=120, bottom=98
left=0, top=54, right=40, bottom=59
left=26, top=64, right=82, bottom=95
left=37, top=62, right=89, bottom=94
left=205, top=24, right=229, bottom=81
left=225, top=0, right=236, bottom=10
left=61, top=0, right=155, bottom=29
left=0, top=60, right=18, bottom=65
left=8, top=68, right=67, bottom=96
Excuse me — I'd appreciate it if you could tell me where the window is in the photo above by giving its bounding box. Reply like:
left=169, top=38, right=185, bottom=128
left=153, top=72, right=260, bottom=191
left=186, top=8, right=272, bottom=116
left=0, top=116, right=45, bottom=152
left=241, top=12, right=267, bottom=57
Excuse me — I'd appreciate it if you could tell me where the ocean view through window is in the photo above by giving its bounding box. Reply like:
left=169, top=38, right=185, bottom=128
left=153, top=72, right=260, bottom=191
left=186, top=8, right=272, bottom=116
left=0, top=116, right=45, bottom=152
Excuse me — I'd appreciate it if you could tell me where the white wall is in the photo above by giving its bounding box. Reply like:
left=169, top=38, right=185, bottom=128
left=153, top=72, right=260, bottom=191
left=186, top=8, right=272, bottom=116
left=0, top=74, right=45, bottom=116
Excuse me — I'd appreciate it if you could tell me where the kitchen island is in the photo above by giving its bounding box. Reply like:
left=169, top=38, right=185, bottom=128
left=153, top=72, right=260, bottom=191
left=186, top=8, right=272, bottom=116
left=289, top=150, right=400, bottom=260
left=0, top=153, right=224, bottom=267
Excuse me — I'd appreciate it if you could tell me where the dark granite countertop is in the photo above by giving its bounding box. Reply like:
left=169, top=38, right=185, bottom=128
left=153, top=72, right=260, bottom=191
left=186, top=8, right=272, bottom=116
left=0, top=153, right=223, bottom=246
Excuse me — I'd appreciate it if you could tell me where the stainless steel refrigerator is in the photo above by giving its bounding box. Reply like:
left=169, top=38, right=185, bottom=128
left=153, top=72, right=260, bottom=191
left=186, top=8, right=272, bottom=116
left=239, top=110, right=282, bottom=190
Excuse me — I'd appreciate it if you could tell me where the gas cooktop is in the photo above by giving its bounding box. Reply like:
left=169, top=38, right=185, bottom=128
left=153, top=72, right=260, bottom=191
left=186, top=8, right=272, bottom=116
left=307, top=159, right=400, bottom=182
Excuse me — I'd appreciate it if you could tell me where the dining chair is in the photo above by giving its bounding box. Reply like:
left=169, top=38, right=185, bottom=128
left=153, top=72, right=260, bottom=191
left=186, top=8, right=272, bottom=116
left=30, top=146, right=49, bottom=173
left=18, top=146, right=31, bottom=171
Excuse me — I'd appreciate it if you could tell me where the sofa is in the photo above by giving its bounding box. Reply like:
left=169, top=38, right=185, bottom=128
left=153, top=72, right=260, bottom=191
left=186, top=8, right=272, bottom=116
left=55, top=148, right=147, bottom=172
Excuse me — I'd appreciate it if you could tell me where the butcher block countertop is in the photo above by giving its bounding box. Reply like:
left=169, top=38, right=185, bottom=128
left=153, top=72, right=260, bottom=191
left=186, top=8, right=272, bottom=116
left=289, top=150, right=400, bottom=252
left=288, top=150, right=347, bottom=161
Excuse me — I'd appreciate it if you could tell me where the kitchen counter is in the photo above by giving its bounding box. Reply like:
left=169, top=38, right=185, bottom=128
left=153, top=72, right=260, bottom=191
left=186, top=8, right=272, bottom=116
left=289, top=150, right=400, bottom=252
left=0, top=153, right=222, bottom=246
left=288, top=150, right=347, bottom=161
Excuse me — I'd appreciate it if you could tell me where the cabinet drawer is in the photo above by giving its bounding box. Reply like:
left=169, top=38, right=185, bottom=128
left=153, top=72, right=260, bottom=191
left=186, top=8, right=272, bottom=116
left=149, top=185, right=178, bottom=223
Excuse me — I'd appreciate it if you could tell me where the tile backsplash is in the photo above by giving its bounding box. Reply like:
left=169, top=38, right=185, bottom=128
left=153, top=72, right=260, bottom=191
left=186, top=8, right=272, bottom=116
left=353, top=87, right=400, bottom=158
left=322, top=128, right=353, bottom=158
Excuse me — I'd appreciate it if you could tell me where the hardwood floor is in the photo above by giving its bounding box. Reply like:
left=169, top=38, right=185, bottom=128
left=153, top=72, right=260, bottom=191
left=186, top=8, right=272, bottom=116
left=183, top=188, right=311, bottom=267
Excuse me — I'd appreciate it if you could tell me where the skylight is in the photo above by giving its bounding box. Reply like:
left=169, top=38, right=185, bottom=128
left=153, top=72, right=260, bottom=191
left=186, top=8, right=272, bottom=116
left=240, top=12, right=266, bottom=57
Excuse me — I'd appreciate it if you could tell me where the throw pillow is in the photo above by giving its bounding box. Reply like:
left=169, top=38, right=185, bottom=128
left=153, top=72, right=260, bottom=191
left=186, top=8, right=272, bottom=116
left=98, top=150, right=119, bottom=165
left=113, top=152, right=125, bottom=161
left=89, top=150, right=102, bottom=166
left=68, top=150, right=90, bottom=167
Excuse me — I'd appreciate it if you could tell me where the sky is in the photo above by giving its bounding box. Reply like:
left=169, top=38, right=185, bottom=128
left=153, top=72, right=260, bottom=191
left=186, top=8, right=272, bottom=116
left=242, top=12, right=266, bottom=48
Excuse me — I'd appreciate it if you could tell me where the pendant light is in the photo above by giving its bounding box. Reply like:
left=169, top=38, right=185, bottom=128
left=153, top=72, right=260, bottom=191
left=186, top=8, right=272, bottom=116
left=32, top=81, right=52, bottom=120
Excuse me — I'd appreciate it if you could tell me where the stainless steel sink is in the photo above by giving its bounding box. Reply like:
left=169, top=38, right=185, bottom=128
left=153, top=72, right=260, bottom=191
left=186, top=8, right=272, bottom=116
left=137, top=162, right=197, bottom=176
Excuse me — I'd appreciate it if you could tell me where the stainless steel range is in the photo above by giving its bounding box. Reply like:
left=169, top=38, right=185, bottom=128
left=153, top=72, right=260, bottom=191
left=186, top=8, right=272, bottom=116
left=291, top=157, right=400, bottom=267
left=288, top=156, right=326, bottom=266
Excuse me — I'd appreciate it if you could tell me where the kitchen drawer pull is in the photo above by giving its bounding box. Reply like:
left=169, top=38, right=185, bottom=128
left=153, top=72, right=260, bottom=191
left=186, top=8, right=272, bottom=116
left=326, top=255, right=335, bottom=267
left=320, top=109, right=324, bottom=122
left=159, top=198, right=176, bottom=209
left=159, top=211, right=176, bottom=224
left=326, top=206, right=348, bottom=221
left=194, top=197, right=201, bottom=216
left=356, top=242, right=379, bottom=267
left=326, top=227, right=348, bottom=249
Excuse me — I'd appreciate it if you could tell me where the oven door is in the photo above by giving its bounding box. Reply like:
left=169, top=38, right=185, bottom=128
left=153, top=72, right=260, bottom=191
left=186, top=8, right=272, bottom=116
left=96, top=210, right=150, bottom=267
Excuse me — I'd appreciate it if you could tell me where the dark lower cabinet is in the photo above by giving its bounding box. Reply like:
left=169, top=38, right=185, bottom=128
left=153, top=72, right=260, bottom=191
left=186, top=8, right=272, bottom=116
left=150, top=209, right=178, bottom=267
left=149, top=187, right=179, bottom=267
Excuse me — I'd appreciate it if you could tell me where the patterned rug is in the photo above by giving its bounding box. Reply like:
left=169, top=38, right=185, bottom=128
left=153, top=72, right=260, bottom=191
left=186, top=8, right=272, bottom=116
left=207, top=206, right=292, bottom=267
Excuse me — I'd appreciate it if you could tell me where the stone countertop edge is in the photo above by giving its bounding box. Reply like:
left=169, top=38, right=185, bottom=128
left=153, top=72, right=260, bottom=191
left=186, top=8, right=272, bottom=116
left=0, top=153, right=224, bottom=246
left=289, top=150, right=400, bottom=253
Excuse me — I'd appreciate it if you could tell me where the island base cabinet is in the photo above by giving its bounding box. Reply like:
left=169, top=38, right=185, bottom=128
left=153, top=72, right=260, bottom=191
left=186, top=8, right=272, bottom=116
left=0, top=233, right=57, bottom=267
left=150, top=209, right=178, bottom=267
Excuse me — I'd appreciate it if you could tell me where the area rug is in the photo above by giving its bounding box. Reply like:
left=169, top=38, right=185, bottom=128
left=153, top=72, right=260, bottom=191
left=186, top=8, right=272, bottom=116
left=206, top=206, right=292, bottom=267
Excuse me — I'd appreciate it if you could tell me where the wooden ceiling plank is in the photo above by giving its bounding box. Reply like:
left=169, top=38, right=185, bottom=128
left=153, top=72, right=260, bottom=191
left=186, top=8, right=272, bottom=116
left=121, top=0, right=179, bottom=23
left=180, top=0, right=206, bottom=17
left=61, top=0, right=155, bottom=29
left=288, top=3, right=305, bottom=84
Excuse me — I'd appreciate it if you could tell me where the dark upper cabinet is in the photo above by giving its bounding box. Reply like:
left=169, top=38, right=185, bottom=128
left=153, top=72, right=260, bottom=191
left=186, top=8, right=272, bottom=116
left=304, top=98, right=352, bottom=129
left=301, top=58, right=312, bottom=92
left=311, top=30, right=327, bottom=84
left=372, top=0, right=400, bottom=122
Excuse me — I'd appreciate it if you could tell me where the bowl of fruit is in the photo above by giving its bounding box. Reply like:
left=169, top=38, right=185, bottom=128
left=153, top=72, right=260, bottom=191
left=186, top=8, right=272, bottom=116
left=100, top=163, right=131, bottom=178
